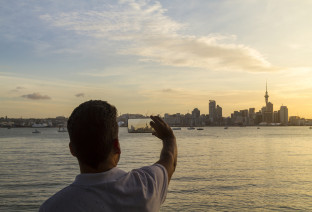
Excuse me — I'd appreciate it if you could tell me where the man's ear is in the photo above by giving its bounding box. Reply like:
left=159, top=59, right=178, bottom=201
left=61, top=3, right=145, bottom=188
left=113, top=139, right=121, bottom=154
left=69, top=142, right=76, bottom=157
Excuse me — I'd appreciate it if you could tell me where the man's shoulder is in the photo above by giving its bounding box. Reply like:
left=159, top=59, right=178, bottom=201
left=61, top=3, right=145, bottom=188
left=130, top=164, right=168, bottom=179
left=125, top=164, right=168, bottom=197
left=39, top=185, right=77, bottom=212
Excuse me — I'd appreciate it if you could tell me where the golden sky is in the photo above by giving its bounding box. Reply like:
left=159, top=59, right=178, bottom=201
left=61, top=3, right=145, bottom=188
left=1, top=0, right=312, bottom=118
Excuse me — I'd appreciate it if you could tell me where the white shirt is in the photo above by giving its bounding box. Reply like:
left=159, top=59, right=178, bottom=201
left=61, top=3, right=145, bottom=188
left=39, top=164, right=168, bottom=212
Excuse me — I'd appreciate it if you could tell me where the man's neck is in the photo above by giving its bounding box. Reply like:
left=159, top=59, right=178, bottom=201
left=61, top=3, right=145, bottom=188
left=78, top=155, right=119, bottom=174
left=79, top=163, right=115, bottom=174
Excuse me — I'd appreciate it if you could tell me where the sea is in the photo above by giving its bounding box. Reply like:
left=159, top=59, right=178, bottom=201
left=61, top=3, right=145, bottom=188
left=0, top=126, right=312, bottom=211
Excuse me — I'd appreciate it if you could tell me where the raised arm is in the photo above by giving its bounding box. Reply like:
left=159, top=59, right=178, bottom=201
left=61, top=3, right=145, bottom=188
left=150, top=116, right=177, bottom=183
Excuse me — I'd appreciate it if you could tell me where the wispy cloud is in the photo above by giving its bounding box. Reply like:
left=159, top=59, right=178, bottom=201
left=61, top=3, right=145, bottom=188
left=10, top=86, right=25, bottom=92
left=162, top=88, right=175, bottom=93
left=75, top=93, right=85, bottom=98
left=40, top=0, right=276, bottom=72
left=21, top=92, right=51, bottom=100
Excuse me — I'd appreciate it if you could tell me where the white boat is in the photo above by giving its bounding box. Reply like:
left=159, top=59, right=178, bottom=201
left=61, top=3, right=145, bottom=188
left=58, top=127, right=67, bottom=132
left=32, top=129, right=41, bottom=133
left=187, top=127, right=195, bottom=130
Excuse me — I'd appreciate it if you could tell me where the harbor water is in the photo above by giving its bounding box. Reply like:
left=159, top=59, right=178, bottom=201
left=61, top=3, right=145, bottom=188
left=0, top=127, right=312, bottom=211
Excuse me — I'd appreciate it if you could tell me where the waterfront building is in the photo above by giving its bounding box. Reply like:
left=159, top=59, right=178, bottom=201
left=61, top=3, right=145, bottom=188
left=192, top=108, right=200, bottom=118
left=255, top=111, right=263, bottom=125
left=249, top=108, right=255, bottom=118
left=280, top=106, right=288, bottom=125
left=216, top=105, right=222, bottom=125
left=209, top=100, right=216, bottom=123
left=273, top=111, right=280, bottom=123
left=248, top=108, right=256, bottom=125
left=191, top=108, right=201, bottom=126
left=240, top=109, right=248, bottom=118
left=263, top=102, right=273, bottom=123
left=289, top=116, right=301, bottom=126
left=216, top=105, right=222, bottom=119
left=164, top=113, right=182, bottom=127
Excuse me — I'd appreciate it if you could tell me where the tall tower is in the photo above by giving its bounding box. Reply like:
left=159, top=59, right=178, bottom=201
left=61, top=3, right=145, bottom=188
left=264, top=81, right=269, bottom=106
left=209, top=100, right=216, bottom=123
left=280, top=105, right=288, bottom=125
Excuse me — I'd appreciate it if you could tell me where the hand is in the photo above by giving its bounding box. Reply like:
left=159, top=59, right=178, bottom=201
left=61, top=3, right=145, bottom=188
left=150, top=115, right=177, bottom=183
left=150, top=116, right=175, bottom=141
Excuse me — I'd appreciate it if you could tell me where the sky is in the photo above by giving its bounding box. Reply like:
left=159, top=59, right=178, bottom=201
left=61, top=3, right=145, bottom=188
left=1, top=0, right=312, bottom=118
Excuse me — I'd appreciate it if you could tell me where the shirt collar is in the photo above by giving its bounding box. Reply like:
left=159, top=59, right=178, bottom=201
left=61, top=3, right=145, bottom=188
left=73, top=167, right=126, bottom=186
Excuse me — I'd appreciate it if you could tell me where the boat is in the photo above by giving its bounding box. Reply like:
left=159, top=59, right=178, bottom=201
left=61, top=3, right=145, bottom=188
left=32, top=123, right=48, bottom=128
left=257, top=127, right=260, bottom=129
left=172, top=127, right=181, bottom=130
left=32, top=129, right=41, bottom=133
left=58, top=126, right=67, bottom=132
left=310, top=126, right=312, bottom=129
left=197, top=128, right=204, bottom=130
left=118, top=121, right=125, bottom=127
left=187, top=127, right=195, bottom=130
left=224, top=126, right=228, bottom=129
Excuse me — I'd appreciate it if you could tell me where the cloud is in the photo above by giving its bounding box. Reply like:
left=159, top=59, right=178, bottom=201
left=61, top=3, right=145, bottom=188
left=10, top=86, right=25, bottom=92
left=127, top=35, right=277, bottom=72
left=75, top=93, right=85, bottom=97
left=21, top=92, right=51, bottom=100
left=162, top=88, right=175, bottom=93
left=40, top=0, right=277, bottom=73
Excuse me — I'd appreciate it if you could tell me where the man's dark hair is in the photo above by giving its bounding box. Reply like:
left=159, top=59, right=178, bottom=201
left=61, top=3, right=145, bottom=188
left=67, top=100, right=118, bottom=169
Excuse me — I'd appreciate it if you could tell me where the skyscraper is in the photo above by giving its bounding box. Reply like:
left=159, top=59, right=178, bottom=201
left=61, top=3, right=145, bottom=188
left=209, top=100, right=216, bottom=122
left=192, top=108, right=200, bottom=118
left=280, top=106, right=288, bottom=125
left=216, top=105, right=222, bottom=120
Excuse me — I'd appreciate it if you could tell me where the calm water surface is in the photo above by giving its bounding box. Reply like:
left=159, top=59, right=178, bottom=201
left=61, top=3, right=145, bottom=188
left=0, top=127, right=312, bottom=211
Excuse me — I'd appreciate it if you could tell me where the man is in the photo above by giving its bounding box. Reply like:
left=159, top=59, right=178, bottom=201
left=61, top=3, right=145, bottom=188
left=39, top=100, right=177, bottom=212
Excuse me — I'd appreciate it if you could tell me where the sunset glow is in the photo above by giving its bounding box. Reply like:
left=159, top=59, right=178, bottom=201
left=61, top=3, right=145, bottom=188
left=1, top=0, right=312, bottom=118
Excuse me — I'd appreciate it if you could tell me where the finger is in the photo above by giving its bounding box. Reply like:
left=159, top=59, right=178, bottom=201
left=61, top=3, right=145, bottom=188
left=150, top=115, right=161, bottom=124
left=151, top=115, right=166, bottom=127
left=152, top=131, right=161, bottom=139
left=150, top=120, right=161, bottom=132
left=150, top=116, right=161, bottom=128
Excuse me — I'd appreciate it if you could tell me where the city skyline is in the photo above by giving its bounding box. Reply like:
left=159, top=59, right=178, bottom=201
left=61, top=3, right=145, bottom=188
left=1, top=81, right=311, bottom=127
left=0, top=81, right=309, bottom=120
left=1, top=1, right=312, bottom=118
